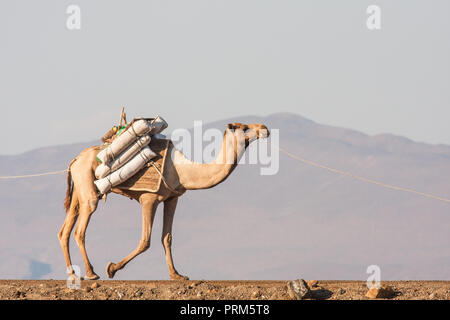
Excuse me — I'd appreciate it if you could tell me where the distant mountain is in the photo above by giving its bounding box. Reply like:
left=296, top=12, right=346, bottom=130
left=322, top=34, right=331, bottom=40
left=0, top=112, right=449, bottom=280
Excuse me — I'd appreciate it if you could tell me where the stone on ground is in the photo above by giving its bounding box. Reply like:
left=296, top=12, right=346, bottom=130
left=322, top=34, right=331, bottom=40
left=90, top=282, right=100, bottom=289
left=287, top=279, right=311, bottom=300
left=365, top=285, right=395, bottom=299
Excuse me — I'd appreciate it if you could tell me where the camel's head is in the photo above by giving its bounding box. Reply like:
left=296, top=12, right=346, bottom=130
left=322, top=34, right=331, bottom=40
left=227, top=122, right=270, bottom=145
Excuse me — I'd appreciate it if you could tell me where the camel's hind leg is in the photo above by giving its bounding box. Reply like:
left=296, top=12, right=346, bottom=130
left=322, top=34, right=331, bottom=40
left=162, top=197, right=188, bottom=280
left=58, top=192, right=79, bottom=275
left=68, top=149, right=101, bottom=280
left=106, top=192, right=159, bottom=279
left=73, top=194, right=100, bottom=280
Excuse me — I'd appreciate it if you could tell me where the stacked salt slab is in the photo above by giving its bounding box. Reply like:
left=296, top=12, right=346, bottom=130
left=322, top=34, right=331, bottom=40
left=94, top=116, right=168, bottom=194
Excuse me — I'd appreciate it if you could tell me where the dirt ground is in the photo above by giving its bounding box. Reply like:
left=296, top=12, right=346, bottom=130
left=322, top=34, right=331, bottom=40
left=0, top=280, right=448, bottom=300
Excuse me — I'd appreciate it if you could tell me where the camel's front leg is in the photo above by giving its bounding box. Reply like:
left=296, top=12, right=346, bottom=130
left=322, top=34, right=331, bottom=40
left=162, top=197, right=189, bottom=280
left=106, top=193, right=158, bottom=279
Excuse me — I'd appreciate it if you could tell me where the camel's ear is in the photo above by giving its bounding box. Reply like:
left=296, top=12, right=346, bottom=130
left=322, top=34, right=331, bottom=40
left=227, top=123, right=248, bottom=131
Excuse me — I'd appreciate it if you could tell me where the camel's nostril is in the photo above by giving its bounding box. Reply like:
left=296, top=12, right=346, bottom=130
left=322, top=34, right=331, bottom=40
left=259, top=127, right=270, bottom=138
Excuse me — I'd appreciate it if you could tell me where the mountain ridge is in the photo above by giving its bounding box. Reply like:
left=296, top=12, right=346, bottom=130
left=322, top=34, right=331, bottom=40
left=1, top=112, right=449, bottom=158
left=0, top=112, right=449, bottom=280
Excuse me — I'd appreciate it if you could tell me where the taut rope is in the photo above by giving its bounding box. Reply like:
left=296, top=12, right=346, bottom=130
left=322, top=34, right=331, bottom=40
left=0, top=169, right=68, bottom=179
left=274, top=142, right=450, bottom=204
left=1, top=143, right=449, bottom=204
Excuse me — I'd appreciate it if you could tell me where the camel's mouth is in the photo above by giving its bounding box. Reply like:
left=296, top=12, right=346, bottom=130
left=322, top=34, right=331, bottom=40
left=257, top=126, right=270, bottom=139
left=247, top=124, right=270, bottom=139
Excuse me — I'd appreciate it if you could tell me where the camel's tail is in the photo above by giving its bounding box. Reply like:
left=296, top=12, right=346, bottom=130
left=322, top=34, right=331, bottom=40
left=64, top=158, right=77, bottom=213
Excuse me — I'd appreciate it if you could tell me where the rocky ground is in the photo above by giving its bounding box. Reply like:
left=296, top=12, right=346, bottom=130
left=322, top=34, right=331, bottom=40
left=0, top=280, right=448, bottom=300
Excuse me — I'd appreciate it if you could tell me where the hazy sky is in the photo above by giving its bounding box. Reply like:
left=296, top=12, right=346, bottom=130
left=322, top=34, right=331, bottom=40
left=1, top=0, right=449, bottom=154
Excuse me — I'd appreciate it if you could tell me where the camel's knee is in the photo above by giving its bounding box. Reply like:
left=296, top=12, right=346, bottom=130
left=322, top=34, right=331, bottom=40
left=162, top=233, right=172, bottom=248
left=57, top=224, right=64, bottom=241
left=58, top=231, right=69, bottom=244
left=58, top=223, right=71, bottom=244
left=138, top=240, right=150, bottom=252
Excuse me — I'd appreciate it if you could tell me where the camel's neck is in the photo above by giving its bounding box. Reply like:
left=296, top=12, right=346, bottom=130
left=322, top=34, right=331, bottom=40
left=173, top=128, right=247, bottom=190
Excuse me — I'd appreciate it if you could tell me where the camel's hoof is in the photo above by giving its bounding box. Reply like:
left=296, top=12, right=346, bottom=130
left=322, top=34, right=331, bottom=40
left=170, top=274, right=189, bottom=281
left=84, top=273, right=100, bottom=281
left=106, top=262, right=117, bottom=279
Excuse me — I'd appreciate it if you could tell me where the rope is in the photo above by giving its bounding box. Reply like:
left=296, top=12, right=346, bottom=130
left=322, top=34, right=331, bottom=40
left=274, top=142, right=450, bottom=204
left=149, top=161, right=184, bottom=196
left=1, top=142, right=448, bottom=204
left=0, top=169, right=68, bottom=180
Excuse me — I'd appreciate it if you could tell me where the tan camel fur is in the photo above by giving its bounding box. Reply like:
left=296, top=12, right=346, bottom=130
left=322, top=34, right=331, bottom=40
left=59, top=123, right=269, bottom=280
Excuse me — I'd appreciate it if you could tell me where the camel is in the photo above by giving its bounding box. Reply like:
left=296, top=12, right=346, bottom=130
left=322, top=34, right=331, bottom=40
left=59, top=122, right=269, bottom=280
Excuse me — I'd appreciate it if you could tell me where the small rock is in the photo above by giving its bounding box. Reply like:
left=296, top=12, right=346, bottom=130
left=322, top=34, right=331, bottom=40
left=252, top=290, right=261, bottom=298
left=135, top=290, right=143, bottom=297
left=287, top=279, right=311, bottom=300
left=91, top=282, right=100, bottom=289
left=336, top=288, right=346, bottom=295
left=307, top=280, right=319, bottom=288
left=429, top=293, right=436, bottom=299
left=365, top=285, right=395, bottom=299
